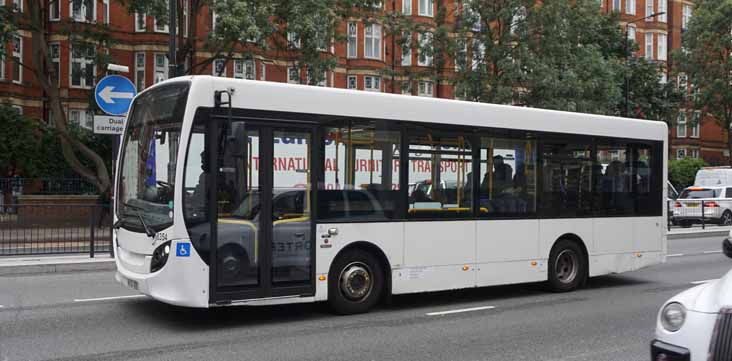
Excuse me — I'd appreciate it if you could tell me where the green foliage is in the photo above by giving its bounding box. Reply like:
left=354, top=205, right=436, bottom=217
left=0, top=104, right=43, bottom=177
left=674, top=0, right=732, bottom=163
left=625, top=57, right=682, bottom=122
left=668, top=157, right=708, bottom=190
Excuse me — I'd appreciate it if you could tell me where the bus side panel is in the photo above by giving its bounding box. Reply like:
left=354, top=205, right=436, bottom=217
left=594, top=218, right=634, bottom=254
left=476, top=219, right=543, bottom=287
left=392, top=221, right=476, bottom=294
left=313, top=222, right=404, bottom=302
left=634, top=217, right=664, bottom=252
left=538, top=218, right=594, bottom=261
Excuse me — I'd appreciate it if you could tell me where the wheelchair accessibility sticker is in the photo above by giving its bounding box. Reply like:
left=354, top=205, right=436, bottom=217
left=176, top=243, right=191, bottom=257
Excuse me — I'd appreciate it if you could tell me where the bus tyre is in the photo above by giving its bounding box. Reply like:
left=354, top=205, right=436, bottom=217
left=328, top=249, right=384, bottom=315
left=548, top=240, right=586, bottom=293
left=218, top=245, right=248, bottom=286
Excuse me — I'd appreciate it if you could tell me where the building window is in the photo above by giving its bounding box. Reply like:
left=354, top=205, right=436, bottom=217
left=364, top=24, right=381, bottom=60
left=154, top=53, right=168, bottom=83
left=1, top=43, right=5, bottom=81
left=417, top=32, right=433, bottom=66
left=69, top=109, right=93, bottom=130
left=155, top=1, right=169, bottom=33
left=364, top=76, right=380, bottom=92
left=11, top=0, right=21, bottom=12
left=627, top=25, right=636, bottom=42
left=70, top=45, right=95, bottom=88
left=287, top=66, right=299, bottom=84
left=418, top=0, right=433, bottom=16
left=213, top=59, right=226, bottom=77
left=682, top=4, right=692, bottom=30
left=402, top=0, right=411, bottom=14
left=347, top=75, right=357, bottom=89
left=676, top=148, right=687, bottom=160
left=657, top=33, right=667, bottom=61
left=645, top=0, right=653, bottom=20
left=401, top=32, right=412, bottom=66
left=71, top=0, right=95, bottom=22
left=691, top=149, right=700, bottom=159
left=347, top=22, right=358, bottom=59
left=658, top=0, right=666, bottom=22
left=288, top=32, right=301, bottom=49
left=645, top=33, right=653, bottom=60
left=12, top=35, right=21, bottom=84
left=676, top=112, right=687, bottom=138
left=102, top=0, right=109, bottom=24
left=307, top=68, right=327, bottom=87
left=134, top=52, right=145, bottom=92
left=50, top=42, right=60, bottom=85
left=49, top=0, right=60, bottom=20
left=135, top=13, right=146, bottom=32
left=418, top=80, right=433, bottom=97
left=612, top=0, right=620, bottom=11
left=690, top=111, right=700, bottom=138
left=626, top=0, right=635, bottom=14
left=402, top=81, right=412, bottom=95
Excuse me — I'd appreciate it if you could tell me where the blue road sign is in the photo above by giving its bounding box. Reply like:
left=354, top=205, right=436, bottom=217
left=176, top=243, right=190, bottom=257
left=95, top=75, right=137, bottom=116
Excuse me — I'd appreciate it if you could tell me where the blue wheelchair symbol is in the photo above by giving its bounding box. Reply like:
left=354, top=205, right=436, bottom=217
left=176, top=243, right=190, bottom=257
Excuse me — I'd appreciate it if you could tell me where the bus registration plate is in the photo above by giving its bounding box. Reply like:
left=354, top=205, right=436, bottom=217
left=127, top=279, right=139, bottom=290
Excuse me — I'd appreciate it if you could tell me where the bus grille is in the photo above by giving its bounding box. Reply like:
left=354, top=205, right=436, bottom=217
left=710, top=309, right=732, bottom=361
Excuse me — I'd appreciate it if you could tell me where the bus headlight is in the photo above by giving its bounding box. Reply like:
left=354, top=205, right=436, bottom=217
left=150, top=241, right=171, bottom=273
left=661, top=302, right=686, bottom=332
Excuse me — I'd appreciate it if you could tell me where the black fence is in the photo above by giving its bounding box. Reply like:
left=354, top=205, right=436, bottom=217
left=0, top=204, right=112, bottom=257
left=0, top=177, right=98, bottom=197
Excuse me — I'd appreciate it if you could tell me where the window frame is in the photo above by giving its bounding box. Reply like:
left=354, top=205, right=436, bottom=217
left=676, top=112, right=687, bottom=138
left=12, top=35, right=22, bottom=84
left=135, top=52, right=145, bottom=92
left=364, top=23, right=382, bottom=60
left=657, top=33, right=667, bottom=61
left=645, top=32, right=653, bottom=60
left=347, top=22, right=358, bottom=59
left=70, top=0, right=95, bottom=23
left=418, top=0, right=433, bottom=17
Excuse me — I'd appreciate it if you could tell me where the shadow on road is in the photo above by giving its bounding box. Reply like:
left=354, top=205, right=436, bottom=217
left=120, top=274, right=653, bottom=330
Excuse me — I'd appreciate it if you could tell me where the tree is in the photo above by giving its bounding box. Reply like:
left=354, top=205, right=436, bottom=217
left=674, top=0, right=732, bottom=165
left=0, top=104, right=43, bottom=177
left=668, top=157, right=708, bottom=190
left=625, top=57, right=682, bottom=122
left=1, top=0, right=114, bottom=193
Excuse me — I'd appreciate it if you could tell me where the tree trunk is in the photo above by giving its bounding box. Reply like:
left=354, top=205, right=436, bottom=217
left=27, top=0, right=111, bottom=195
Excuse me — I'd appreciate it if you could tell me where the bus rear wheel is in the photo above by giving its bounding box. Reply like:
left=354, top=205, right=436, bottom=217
left=328, top=249, right=384, bottom=315
left=548, top=240, right=586, bottom=292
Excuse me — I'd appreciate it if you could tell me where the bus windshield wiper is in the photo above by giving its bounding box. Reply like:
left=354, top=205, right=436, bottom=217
left=116, top=203, right=156, bottom=238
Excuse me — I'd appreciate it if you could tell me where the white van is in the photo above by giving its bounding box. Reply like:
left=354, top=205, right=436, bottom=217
left=695, top=167, right=732, bottom=187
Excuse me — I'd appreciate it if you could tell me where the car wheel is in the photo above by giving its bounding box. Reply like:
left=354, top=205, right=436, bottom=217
left=328, top=249, right=384, bottom=315
left=548, top=239, right=587, bottom=292
left=722, top=211, right=732, bottom=226
left=218, top=245, right=249, bottom=286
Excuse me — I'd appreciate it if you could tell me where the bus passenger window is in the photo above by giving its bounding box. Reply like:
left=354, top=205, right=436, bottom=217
left=407, top=131, right=472, bottom=219
left=478, top=137, right=536, bottom=216
left=318, top=120, right=401, bottom=220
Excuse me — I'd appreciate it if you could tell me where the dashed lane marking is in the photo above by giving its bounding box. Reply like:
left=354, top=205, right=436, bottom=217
left=426, top=305, right=496, bottom=316
left=73, top=295, right=146, bottom=303
left=667, top=254, right=684, bottom=257
left=690, top=279, right=718, bottom=285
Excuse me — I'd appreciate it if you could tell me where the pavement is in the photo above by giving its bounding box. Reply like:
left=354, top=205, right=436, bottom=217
left=0, top=234, right=729, bottom=361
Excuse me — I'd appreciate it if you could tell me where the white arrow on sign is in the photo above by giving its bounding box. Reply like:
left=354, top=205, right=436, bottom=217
left=99, top=86, right=134, bottom=104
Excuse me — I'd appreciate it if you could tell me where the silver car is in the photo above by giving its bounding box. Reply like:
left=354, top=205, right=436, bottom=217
left=672, top=186, right=732, bottom=227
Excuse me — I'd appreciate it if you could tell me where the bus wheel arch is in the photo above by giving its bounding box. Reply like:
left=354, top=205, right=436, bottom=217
left=327, top=241, right=391, bottom=314
left=547, top=234, right=589, bottom=292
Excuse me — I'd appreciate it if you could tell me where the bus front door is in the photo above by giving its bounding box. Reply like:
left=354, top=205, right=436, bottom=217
left=209, top=121, right=314, bottom=303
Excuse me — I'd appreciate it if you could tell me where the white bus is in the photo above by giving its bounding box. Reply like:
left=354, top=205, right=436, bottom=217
left=113, top=76, right=667, bottom=314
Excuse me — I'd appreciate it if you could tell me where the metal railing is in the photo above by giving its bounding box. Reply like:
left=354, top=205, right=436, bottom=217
left=0, top=204, right=112, bottom=257
left=0, top=177, right=98, bottom=196
left=668, top=199, right=724, bottom=231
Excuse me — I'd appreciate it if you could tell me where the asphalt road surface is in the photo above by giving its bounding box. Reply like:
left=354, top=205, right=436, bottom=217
left=0, top=235, right=730, bottom=361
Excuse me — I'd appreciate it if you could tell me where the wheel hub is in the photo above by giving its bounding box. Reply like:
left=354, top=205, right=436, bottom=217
left=339, top=262, right=373, bottom=302
left=555, top=250, right=578, bottom=284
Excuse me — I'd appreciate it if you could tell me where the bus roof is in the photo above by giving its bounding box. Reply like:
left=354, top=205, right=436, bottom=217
left=155, top=76, right=668, bottom=142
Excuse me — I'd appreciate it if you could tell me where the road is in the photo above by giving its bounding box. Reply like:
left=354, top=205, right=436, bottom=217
left=0, top=235, right=729, bottom=361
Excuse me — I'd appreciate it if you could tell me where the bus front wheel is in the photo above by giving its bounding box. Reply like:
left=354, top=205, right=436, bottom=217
left=548, top=240, right=586, bottom=292
left=328, top=249, right=384, bottom=315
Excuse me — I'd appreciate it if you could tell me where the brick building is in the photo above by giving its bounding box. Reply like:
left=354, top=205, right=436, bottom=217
left=0, top=0, right=723, bottom=163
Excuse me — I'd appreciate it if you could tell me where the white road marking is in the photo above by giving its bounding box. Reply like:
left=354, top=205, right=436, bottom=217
left=426, top=305, right=496, bottom=316
left=704, top=250, right=723, bottom=254
left=73, top=295, right=146, bottom=303
left=667, top=253, right=684, bottom=257
left=0, top=305, right=4, bottom=308
left=690, top=279, right=718, bottom=285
